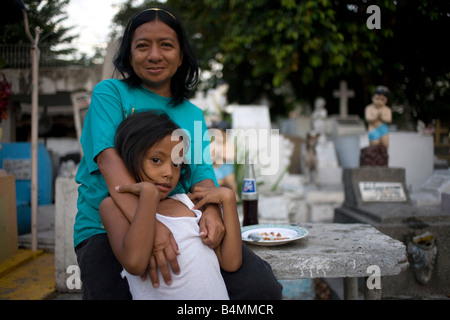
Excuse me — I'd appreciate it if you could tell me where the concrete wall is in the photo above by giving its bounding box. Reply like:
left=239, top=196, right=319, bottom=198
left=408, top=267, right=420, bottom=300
left=2, top=65, right=103, bottom=95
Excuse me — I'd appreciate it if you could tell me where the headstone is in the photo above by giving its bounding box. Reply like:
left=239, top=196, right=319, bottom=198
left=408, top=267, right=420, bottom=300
left=341, top=167, right=410, bottom=208
left=442, top=193, right=450, bottom=214
left=204, top=82, right=229, bottom=125
left=315, top=140, right=342, bottom=186
left=331, top=116, right=366, bottom=137
left=333, top=81, right=354, bottom=118
left=231, top=105, right=271, bottom=129
left=410, top=170, right=450, bottom=206
left=279, top=117, right=311, bottom=139
left=333, top=134, right=363, bottom=169
left=387, top=132, right=434, bottom=193
left=335, top=168, right=450, bottom=298
left=330, top=115, right=366, bottom=169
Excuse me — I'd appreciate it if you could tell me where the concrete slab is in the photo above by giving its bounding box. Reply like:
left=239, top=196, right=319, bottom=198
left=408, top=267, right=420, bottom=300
left=0, top=252, right=55, bottom=300
left=249, top=223, right=408, bottom=280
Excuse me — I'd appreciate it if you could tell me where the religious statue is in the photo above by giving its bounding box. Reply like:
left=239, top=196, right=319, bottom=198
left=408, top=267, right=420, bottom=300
left=360, top=86, right=392, bottom=167
left=311, top=97, right=327, bottom=145
left=304, top=131, right=320, bottom=185
left=364, top=86, right=392, bottom=148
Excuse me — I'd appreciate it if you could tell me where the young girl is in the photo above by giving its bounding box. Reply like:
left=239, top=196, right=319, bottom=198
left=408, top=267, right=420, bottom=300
left=99, top=111, right=242, bottom=300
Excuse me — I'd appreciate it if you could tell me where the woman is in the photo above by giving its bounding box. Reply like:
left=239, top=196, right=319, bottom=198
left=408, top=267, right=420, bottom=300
left=74, top=7, right=282, bottom=300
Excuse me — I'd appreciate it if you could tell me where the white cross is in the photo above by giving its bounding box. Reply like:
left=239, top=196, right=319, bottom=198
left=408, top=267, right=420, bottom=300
left=333, top=81, right=355, bottom=118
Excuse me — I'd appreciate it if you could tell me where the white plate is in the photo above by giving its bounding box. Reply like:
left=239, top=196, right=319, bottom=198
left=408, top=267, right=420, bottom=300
left=241, top=224, right=308, bottom=246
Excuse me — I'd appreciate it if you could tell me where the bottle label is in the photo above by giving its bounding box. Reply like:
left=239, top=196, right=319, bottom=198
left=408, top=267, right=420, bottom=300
left=242, top=178, right=256, bottom=194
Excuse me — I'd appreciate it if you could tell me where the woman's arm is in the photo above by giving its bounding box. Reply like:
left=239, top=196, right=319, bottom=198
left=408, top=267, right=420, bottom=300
left=99, top=183, right=160, bottom=275
left=189, top=187, right=242, bottom=272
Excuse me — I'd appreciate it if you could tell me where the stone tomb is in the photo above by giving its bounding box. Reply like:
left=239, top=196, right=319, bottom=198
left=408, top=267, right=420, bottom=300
left=335, top=167, right=450, bottom=298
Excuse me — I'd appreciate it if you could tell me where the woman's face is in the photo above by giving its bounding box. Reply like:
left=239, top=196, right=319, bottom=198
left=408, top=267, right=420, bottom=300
left=130, top=20, right=183, bottom=97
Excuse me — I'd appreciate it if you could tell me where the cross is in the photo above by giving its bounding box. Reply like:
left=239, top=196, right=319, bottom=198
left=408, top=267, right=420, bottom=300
left=333, top=81, right=355, bottom=118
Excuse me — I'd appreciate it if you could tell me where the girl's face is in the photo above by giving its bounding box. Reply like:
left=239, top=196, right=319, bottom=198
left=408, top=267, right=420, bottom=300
left=130, top=20, right=183, bottom=98
left=140, top=135, right=184, bottom=199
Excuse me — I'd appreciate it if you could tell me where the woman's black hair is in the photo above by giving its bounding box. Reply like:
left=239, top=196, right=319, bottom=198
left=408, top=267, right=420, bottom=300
left=114, top=110, right=190, bottom=188
left=113, top=7, right=199, bottom=106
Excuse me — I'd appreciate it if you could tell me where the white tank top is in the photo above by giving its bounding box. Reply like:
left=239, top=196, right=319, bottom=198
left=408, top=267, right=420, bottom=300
left=121, top=194, right=229, bottom=300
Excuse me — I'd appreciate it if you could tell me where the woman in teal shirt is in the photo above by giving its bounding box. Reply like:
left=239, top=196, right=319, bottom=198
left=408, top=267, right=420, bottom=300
left=74, top=7, right=281, bottom=300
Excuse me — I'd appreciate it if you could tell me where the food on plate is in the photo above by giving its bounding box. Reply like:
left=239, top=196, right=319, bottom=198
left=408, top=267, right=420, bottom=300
left=259, top=231, right=290, bottom=241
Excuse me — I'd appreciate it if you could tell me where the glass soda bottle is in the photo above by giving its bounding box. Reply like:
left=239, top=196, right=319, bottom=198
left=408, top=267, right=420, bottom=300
left=242, top=162, right=258, bottom=226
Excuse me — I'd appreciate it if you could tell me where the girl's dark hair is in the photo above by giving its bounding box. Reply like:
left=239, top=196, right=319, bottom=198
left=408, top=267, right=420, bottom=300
left=115, top=111, right=190, bottom=187
left=113, top=7, right=199, bottom=106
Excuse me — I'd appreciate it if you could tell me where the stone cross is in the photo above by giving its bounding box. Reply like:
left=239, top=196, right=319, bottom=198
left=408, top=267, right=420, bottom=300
left=333, top=81, right=355, bottom=118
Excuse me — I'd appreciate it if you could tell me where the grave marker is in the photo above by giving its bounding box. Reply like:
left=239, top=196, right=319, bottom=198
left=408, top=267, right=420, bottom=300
left=335, top=168, right=450, bottom=298
left=333, top=81, right=355, bottom=118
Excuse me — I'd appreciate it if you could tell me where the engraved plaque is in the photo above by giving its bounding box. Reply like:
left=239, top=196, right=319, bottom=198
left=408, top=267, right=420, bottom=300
left=359, top=181, right=407, bottom=202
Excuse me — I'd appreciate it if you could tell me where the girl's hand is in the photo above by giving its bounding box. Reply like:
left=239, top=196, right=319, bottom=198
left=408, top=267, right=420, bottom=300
left=188, top=186, right=234, bottom=210
left=115, top=182, right=159, bottom=197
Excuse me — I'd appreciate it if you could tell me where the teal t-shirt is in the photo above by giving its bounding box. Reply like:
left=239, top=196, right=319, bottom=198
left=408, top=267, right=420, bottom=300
left=73, top=79, right=217, bottom=248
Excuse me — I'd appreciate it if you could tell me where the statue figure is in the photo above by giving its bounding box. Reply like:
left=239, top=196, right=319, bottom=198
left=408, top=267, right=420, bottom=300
left=364, top=86, right=392, bottom=148
left=361, top=86, right=392, bottom=167
left=311, top=97, right=327, bottom=145
left=304, top=131, right=320, bottom=185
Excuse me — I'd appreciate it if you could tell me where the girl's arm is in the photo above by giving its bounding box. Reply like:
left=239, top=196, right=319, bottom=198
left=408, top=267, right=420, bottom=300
left=189, top=187, right=242, bottom=272
left=97, top=147, right=180, bottom=286
left=99, top=182, right=160, bottom=276
left=97, top=148, right=140, bottom=222
left=191, top=179, right=225, bottom=249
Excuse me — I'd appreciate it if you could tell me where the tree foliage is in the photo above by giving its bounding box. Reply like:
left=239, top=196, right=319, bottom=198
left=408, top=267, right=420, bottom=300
left=112, top=0, right=450, bottom=125
left=1, top=0, right=77, bottom=58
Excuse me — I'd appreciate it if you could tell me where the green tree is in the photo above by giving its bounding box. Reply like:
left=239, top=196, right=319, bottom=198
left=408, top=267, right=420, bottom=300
left=1, top=0, right=78, bottom=66
left=112, top=0, right=450, bottom=125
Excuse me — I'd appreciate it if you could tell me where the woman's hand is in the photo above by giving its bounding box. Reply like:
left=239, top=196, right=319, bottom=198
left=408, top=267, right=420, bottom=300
left=147, top=221, right=180, bottom=287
